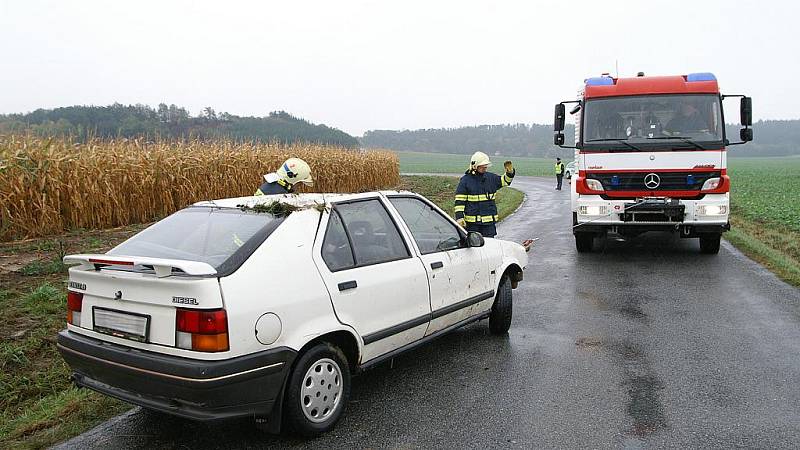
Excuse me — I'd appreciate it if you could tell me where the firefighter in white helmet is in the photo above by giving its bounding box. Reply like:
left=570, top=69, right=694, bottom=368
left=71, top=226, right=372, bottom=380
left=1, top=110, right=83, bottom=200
left=453, top=151, right=515, bottom=238
left=255, top=158, right=313, bottom=195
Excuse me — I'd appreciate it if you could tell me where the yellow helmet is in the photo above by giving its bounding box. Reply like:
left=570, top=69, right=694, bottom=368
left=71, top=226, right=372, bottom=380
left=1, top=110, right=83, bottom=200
left=469, top=151, right=492, bottom=170
left=277, top=158, right=313, bottom=186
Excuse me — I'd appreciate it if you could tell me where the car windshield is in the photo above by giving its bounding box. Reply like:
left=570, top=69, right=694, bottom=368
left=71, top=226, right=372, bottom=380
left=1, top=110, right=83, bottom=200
left=582, top=94, right=723, bottom=150
left=108, top=206, right=284, bottom=274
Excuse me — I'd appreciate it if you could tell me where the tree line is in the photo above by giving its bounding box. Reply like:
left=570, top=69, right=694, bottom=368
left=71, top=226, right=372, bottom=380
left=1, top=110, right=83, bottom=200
left=362, top=120, right=800, bottom=157
left=0, top=104, right=359, bottom=148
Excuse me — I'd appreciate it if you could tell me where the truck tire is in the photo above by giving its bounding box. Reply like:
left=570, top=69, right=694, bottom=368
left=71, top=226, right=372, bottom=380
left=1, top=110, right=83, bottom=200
left=489, top=276, right=513, bottom=335
left=283, top=343, right=350, bottom=436
left=575, top=233, right=594, bottom=253
left=699, top=233, right=721, bottom=254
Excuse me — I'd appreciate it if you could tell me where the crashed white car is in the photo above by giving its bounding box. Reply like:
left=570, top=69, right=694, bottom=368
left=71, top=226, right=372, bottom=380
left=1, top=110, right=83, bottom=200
left=57, top=191, right=527, bottom=435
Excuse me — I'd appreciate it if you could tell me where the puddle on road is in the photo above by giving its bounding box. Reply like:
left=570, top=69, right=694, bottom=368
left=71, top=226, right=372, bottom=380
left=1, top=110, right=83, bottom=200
left=574, top=337, right=666, bottom=441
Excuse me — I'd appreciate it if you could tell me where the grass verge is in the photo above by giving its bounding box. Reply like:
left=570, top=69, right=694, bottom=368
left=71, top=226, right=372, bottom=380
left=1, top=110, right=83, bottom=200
left=725, top=214, right=800, bottom=287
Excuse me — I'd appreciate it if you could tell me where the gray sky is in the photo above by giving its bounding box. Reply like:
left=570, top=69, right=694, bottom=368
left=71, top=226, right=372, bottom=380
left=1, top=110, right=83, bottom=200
left=1, top=0, right=797, bottom=135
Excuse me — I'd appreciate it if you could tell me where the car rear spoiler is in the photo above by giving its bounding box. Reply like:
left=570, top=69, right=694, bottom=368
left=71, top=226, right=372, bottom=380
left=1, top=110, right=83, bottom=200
left=63, top=254, right=218, bottom=278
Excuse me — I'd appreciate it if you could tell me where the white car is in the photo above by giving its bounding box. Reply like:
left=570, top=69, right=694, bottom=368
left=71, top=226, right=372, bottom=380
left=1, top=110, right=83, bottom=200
left=57, top=191, right=527, bottom=436
left=565, top=161, right=576, bottom=180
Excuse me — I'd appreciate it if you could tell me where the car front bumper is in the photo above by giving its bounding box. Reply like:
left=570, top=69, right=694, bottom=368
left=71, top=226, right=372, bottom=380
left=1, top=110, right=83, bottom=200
left=57, top=330, right=296, bottom=421
left=574, top=194, right=730, bottom=227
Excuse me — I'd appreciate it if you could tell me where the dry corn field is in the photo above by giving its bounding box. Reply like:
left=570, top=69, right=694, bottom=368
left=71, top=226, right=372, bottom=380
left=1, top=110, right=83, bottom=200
left=0, top=135, right=400, bottom=241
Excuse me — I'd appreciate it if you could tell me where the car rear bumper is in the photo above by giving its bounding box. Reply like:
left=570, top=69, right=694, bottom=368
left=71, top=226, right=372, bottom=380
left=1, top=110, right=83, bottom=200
left=57, top=330, right=296, bottom=421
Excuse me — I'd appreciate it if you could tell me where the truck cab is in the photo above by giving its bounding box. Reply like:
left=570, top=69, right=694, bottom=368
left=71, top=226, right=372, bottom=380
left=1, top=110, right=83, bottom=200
left=553, top=72, right=753, bottom=254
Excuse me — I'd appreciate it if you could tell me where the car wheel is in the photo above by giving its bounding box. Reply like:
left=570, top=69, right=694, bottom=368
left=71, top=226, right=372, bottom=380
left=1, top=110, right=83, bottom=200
left=699, top=233, right=721, bottom=254
left=283, top=343, right=350, bottom=436
left=575, top=232, right=594, bottom=253
left=489, top=276, right=513, bottom=335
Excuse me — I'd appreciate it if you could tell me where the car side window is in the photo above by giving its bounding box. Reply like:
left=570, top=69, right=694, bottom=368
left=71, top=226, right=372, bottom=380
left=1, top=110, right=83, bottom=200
left=389, top=197, right=462, bottom=254
left=335, top=199, right=410, bottom=266
left=321, top=210, right=355, bottom=271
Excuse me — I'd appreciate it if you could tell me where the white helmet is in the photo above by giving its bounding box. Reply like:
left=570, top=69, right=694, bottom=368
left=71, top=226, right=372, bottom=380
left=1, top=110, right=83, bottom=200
left=469, top=151, right=492, bottom=170
left=276, top=158, right=313, bottom=186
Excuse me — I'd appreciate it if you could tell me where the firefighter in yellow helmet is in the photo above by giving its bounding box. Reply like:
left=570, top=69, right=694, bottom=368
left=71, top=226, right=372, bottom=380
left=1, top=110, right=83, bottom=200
left=453, top=152, right=515, bottom=238
left=254, top=158, right=313, bottom=195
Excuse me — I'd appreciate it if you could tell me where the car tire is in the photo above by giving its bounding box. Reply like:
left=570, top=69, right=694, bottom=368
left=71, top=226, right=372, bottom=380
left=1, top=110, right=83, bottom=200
left=575, top=233, right=594, bottom=253
left=283, top=343, right=350, bottom=437
left=699, top=233, right=721, bottom=254
left=489, top=276, right=513, bottom=335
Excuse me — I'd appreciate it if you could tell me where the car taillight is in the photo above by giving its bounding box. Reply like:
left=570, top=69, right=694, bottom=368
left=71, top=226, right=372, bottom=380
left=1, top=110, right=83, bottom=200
left=175, top=308, right=229, bottom=352
left=67, top=291, right=83, bottom=326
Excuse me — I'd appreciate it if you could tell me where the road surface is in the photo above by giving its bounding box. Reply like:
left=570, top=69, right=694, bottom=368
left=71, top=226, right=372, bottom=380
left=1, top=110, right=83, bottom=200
left=57, top=177, right=800, bottom=449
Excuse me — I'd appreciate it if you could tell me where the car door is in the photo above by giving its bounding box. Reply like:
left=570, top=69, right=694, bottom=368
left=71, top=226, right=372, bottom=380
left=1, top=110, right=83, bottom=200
left=386, top=195, right=492, bottom=335
left=313, top=197, right=431, bottom=363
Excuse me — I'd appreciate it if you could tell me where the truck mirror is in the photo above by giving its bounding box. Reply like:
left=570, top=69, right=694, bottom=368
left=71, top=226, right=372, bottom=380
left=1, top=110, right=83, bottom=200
left=554, top=103, right=566, bottom=131
left=569, top=103, right=582, bottom=115
left=740, top=97, right=752, bottom=126
left=740, top=128, right=753, bottom=142
left=554, top=133, right=565, bottom=146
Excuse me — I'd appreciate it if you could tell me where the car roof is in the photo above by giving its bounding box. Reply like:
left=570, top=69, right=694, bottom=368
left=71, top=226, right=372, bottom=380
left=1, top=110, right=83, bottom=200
left=193, top=190, right=419, bottom=209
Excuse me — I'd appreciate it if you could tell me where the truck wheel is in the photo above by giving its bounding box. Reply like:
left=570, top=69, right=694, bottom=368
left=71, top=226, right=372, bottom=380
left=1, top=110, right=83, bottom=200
left=575, top=233, right=594, bottom=253
left=699, top=233, right=721, bottom=254
left=283, top=343, right=350, bottom=436
left=489, top=276, right=513, bottom=335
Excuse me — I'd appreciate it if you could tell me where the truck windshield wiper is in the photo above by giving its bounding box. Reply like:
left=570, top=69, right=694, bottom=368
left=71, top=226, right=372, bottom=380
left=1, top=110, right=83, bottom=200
left=646, top=136, right=706, bottom=150
left=585, top=138, right=641, bottom=151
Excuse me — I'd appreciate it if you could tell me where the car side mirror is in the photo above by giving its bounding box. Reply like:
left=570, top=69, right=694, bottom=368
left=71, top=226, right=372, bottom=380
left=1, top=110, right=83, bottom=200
left=466, top=231, right=485, bottom=247
left=740, top=97, right=752, bottom=127
left=740, top=128, right=753, bottom=142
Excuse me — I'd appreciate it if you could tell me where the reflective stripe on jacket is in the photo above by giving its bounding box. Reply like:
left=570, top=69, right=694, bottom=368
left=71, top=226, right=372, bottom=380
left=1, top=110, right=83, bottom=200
left=453, top=169, right=515, bottom=223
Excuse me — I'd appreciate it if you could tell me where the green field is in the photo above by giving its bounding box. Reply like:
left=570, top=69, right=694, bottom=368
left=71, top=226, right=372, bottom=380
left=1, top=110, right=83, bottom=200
left=398, top=151, right=557, bottom=176
left=727, top=157, right=800, bottom=286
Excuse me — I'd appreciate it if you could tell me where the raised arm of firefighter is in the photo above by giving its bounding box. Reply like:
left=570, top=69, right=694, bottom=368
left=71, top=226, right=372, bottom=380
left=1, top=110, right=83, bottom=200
left=496, top=160, right=515, bottom=188
left=454, top=178, right=468, bottom=228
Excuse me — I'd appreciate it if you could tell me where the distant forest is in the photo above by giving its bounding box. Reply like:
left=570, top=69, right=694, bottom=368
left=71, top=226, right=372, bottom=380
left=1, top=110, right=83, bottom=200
left=362, top=120, right=800, bottom=157
left=0, top=104, right=359, bottom=148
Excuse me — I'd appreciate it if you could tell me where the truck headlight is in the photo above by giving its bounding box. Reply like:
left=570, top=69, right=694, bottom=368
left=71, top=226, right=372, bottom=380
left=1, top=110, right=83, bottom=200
left=579, top=205, right=608, bottom=216
left=585, top=179, right=604, bottom=191
left=698, top=205, right=727, bottom=215
left=701, top=177, right=721, bottom=191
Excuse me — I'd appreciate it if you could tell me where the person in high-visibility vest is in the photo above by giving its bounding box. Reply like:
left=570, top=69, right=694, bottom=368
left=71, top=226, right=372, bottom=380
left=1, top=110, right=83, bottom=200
left=555, top=157, right=565, bottom=190
left=453, top=152, right=515, bottom=238
left=255, top=158, right=313, bottom=195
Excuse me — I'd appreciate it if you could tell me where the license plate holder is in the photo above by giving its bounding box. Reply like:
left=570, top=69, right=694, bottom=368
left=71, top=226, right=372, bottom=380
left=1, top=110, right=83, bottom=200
left=93, top=307, right=150, bottom=342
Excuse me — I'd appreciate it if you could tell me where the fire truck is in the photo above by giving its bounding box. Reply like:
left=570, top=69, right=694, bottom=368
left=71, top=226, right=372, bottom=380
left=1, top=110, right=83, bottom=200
left=553, top=72, right=752, bottom=254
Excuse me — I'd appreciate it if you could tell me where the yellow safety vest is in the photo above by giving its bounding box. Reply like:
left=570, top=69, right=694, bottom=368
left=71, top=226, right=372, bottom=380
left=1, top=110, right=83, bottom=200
left=555, top=163, right=564, bottom=175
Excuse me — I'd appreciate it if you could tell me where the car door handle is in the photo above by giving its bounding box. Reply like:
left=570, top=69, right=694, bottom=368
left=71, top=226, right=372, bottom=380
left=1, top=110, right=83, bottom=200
left=338, top=280, right=358, bottom=291
left=430, top=261, right=444, bottom=270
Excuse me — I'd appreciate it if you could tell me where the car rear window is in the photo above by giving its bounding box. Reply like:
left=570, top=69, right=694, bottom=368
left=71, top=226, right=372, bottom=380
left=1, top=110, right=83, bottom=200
left=108, top=206, right=285, bottom=276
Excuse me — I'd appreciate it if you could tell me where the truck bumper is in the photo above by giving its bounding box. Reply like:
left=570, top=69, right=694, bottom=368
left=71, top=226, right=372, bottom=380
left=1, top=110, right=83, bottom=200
left=57, top=330, right=296, bottom=421
left=573, top=194, right=730, bottom=235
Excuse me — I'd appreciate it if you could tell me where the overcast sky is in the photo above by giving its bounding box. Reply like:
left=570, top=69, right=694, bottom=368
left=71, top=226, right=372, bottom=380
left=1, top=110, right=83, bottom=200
left=1, top=0, right=797, bottom=135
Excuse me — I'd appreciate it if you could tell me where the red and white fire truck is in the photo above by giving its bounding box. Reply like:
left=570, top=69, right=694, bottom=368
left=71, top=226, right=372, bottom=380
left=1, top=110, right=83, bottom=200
left=553, top=72, right=752, bottom=254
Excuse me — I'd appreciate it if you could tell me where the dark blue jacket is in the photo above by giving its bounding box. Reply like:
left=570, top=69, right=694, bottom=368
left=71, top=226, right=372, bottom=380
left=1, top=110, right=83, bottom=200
left=454, top=169, right=514, bottom=224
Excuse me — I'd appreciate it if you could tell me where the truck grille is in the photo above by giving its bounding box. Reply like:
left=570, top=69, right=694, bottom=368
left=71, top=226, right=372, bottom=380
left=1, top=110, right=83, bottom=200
left=591, top=171, right=720, bottom=191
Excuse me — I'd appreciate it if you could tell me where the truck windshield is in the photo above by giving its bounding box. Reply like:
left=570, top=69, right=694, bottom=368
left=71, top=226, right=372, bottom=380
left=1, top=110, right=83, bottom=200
left=108, top=206, right=285, bottom=275
left=582, top=94, right=723, bottom=150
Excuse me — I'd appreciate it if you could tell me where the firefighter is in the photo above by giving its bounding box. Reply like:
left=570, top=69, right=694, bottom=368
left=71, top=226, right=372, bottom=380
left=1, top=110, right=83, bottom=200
left=255, top=158, right=313, bottom=195
left=453, top=152, right=515, bottom=238
left=555, top=157, right=565, bottom=190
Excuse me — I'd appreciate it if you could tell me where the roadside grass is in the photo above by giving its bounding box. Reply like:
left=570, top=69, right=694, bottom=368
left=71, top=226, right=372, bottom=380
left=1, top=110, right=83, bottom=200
left=397, top=151, right=555, bottom=177
left=0, top=178, right=522, bottom=448
left=727, top=157, right=800, bottom=287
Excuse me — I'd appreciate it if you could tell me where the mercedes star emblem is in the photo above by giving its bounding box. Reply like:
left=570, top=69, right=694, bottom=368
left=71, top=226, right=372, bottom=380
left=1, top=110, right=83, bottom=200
left=644, top=173, right=661, bottom=189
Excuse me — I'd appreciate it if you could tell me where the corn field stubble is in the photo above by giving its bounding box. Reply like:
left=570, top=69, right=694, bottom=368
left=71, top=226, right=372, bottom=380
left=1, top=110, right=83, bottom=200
left=0, top=136, right=400, bottom=241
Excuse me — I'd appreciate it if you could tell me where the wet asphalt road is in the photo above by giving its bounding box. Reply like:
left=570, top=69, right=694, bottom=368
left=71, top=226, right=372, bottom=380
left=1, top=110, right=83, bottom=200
left=57, top=177, right=800, bottom=449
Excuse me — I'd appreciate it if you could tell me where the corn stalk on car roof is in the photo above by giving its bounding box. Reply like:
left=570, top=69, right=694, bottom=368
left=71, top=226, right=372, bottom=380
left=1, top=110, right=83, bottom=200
left=194, top=191, right=417, bottom=209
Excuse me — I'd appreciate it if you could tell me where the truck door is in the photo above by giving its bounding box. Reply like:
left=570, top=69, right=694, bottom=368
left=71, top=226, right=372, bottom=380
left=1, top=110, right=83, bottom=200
left=386, top=195, right=491, bottom=335
left=313, top=198, right=430, bottom=363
